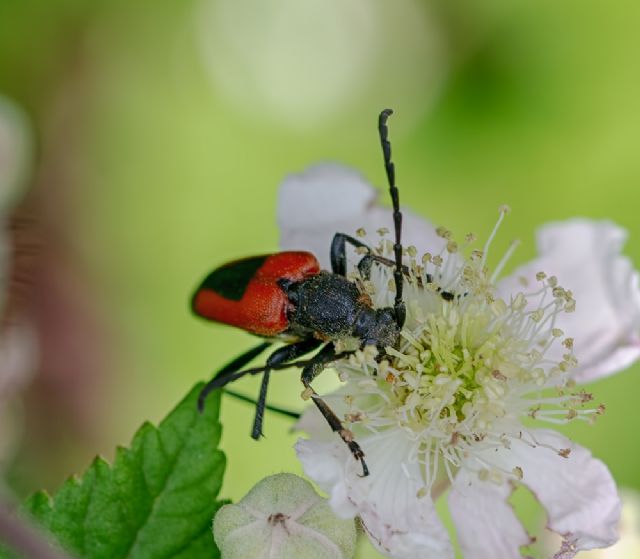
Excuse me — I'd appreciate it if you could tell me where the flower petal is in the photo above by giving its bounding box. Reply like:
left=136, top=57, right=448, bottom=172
left=294, top=401, right=338, bottom=442
left=492, top=429, right=620, bottom=552
left=449, top=469, right=531, bottom=559
left=498, top=219, right=640, bottom=383
left=278, top=163, right=443, bottom=269
left=296, top=429, right=454, bottom=559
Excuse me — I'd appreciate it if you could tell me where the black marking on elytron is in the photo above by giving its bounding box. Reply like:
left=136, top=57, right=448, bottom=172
left=199, top=255, right=268, bottom=301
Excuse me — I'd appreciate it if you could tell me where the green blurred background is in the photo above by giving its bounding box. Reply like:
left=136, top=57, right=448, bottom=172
left=1, top=0, right=639, bottom=557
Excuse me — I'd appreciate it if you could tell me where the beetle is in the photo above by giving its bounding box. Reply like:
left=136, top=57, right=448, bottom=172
left=193, top=109, right=437, bottom=476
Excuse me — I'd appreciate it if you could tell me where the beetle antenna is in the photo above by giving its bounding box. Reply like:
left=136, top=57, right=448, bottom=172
left=378, top=109, right=406, bottom=327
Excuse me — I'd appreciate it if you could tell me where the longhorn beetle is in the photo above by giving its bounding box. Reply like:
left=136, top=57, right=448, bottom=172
left=193, top=110, right=443, bottom=476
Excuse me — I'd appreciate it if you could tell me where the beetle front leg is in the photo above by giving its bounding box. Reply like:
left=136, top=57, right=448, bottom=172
left=299, top=344, right=369, bottom=477
left=198, top=339, right=321, bottom=440
left=330, top=233, right=372, bottom=277
left=331, top=232, right=416, bottom=281
left=332, top=232, right=456, bottom=304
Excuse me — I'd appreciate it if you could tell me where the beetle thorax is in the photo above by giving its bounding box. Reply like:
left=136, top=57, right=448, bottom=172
left=284, top=273, right=399, bottom=347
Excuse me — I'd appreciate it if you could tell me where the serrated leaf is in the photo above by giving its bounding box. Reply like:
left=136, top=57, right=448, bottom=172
left=18, top=384, right=226, bottom=559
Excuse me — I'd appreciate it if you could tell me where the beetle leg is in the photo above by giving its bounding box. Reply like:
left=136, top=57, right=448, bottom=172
left=201, top=358, right=313, bottom=391
left=199, top=338, right=320, bottom=415
left=331, top=233, right=417, bottom=281
left=330, top=232, right=371, bottom=277
left=300, top=344, right=369, bottom=477
left=222, top=388, right=301, bottom=419
left=198, top=342, right=272, bottom=412
left=356, top=252, right=415, bottom=281
left=250, top=339, right=323, bottom=439
left=252, top=369, right=271, bottom=439
left=332, top=233, right=459, bottom=302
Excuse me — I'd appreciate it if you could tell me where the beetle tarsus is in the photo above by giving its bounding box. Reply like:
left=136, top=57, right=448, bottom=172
left=352, top=444, right=370, bottom=477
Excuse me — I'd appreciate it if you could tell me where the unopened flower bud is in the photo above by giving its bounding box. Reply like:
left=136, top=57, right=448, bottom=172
left=213, top=473, right=356, bottom=559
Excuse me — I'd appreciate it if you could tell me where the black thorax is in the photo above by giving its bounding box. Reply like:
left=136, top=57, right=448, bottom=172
left=279, top=272, right=400, bottom=349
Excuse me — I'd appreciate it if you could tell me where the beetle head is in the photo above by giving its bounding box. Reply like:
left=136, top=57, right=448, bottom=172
left=354, top=307, right=400, bottom=350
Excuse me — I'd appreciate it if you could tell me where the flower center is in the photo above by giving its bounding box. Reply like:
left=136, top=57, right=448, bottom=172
left=393, top=304, right=524, bottom=431
left=334, top=210, right=602, bottom=491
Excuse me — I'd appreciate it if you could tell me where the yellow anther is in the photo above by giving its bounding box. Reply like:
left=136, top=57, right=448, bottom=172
left=436, top=226, right=451, bottom=239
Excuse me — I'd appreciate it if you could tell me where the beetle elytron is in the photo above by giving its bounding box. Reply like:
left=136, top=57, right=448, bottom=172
left=193, top=110, right=435, bottom=476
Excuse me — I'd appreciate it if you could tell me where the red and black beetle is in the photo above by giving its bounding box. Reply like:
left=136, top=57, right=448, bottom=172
left=192, top=110, right=410, bottom=476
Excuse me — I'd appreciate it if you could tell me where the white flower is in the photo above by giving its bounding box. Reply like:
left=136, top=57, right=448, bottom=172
left=278, top=164, right=636, bottom=559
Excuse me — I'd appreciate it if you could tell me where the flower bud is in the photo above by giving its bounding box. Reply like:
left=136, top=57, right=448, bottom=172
left=213, top=473, right=356, bottom=559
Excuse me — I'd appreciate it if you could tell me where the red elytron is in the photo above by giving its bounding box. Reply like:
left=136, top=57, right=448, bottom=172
left=192, top=252, right=320, bottom=337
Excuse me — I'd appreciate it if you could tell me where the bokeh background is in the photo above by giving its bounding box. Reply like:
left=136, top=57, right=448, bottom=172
left=1, top=1, right=640, bottom=557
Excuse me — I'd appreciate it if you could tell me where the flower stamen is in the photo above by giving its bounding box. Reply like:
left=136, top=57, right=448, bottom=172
left=337, top=217, right=603, bottom=493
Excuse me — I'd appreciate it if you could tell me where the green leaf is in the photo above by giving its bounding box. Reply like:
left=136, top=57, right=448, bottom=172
left=18, top=384, right=226, bottom=559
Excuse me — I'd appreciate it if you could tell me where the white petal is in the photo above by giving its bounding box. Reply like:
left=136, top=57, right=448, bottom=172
left=498, top=219, right=640, bottom=383
left=545, top=488, right=640, bottom=558
left=492, top=429, right=620, bottom=552
left=278, top=164, right=375, bottom=230
left=295, top=438, right=359, bottom=519
left=449, top=469, right=531, bottom=559
left=278, top=163, right=443, bottom=269
left=294, top=404, right=335, bottom=441
left=296, top=429, right=453, bottom=559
